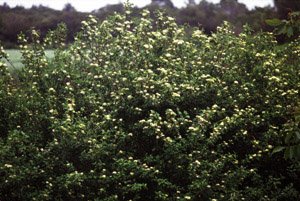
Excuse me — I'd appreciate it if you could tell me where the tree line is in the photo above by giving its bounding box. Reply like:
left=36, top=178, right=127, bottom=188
left=0, top=0, right=299, bottom=48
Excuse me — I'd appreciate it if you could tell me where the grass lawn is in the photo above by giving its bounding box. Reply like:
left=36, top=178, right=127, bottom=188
left=2, top=49, right=54, bottom=70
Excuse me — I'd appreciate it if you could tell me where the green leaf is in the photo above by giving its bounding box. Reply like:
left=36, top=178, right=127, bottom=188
left=290, top=146, right=297, bottom=159
left=276, top=24, right=287, bottom=35
left=295, top=114, right=300, bottom=122
left=284, top=147, right=290, bottom=159
left=283, top=147, right=295, bottom=159
left=272, top=146, right=286, bottom=155
left=291, top=11, right=300, bottom=16
left=285, top=132, right=293, bottom=143
left=295, top=131, right=300, bottom=140
left=296, top=145, right=300, bottom=157
left=287, top=26, right=294, bottom=37
left=265, top=18, right=283, bottom=26
left=284, top=145, right=300, bottom=160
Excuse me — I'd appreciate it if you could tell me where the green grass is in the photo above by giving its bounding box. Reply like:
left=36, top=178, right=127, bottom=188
left=2, top=49, right=54, bottom=70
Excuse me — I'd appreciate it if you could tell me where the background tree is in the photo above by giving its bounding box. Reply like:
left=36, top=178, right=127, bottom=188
left=151, top=0, right=175, bottom=8
left=274, top=0, right=300, bottom=19
left=63, top=3, right=76, bottom=12
left=238, top=6, right=277, bottom=33
left=187, top=0, right=196, bottom=6
left=0, top=0, right=287, bottom=48
left=219, top=0, right=247, bottom=21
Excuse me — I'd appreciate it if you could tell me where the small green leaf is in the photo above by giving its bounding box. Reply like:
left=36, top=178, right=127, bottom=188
left=295, top=131, right=300, bottom=140
left=272, top=146, right=286, bottom=155
left=290, top=146, right=297, bottom=159
left=287, top=26, right=294, bottom=37
left=296, top=145, right=300, bottom=157
left=284, top=148, right=290, bottom=159
left=295, top=114, right=300, bottom=122
left=276, top=24, right=287, bottom=35
left=265, top=18, right=283, bottom=26
left=285, top=132, right=293, bottom=143
left=283, top=147, right=295, bottom=159
left=291, top=11, right=300, bottom=16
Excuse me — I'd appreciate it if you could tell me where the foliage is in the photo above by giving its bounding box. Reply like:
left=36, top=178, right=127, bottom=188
left=1, top=5, right=300, bottom=200
left=274, top=0, right=300, bottom=19
left=266, top=11, right=300, bottom=37
left=266, top=10, right=300, bottom=160
left=272, top=104, right=300, bottom=160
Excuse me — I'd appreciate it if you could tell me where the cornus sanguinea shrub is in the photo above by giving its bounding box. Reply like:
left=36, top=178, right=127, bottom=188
left=1, top=4, right=300, bottom=200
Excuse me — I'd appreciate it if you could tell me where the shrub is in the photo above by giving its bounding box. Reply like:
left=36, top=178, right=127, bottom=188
left=1, top=4, right=300, bottom=200
left=266, top=10, right=300, bottom=160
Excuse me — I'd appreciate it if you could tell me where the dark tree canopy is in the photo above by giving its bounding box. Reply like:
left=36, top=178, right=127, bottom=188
left=63, top=3, right=76, bottom=12
left=274, top=0, right=300, bottom=18
left=151, top=0, right=174, bottom=8
left=0, top=0, right=291, bottom=48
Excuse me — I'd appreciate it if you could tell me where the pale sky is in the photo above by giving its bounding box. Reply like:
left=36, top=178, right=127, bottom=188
left=0, top=0, right=274, bottom=12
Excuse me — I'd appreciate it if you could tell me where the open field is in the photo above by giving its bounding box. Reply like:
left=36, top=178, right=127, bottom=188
left=2, top=49, right=54, bottom=70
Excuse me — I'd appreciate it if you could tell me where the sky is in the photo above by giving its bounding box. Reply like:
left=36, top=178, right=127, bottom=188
left=0, top=0, right=274, bottom=12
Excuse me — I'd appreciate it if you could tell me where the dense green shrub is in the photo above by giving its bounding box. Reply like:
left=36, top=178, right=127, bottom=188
left=1, top=4, right=300, bottom=200
left=267, top=10, right=300, bottom=160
